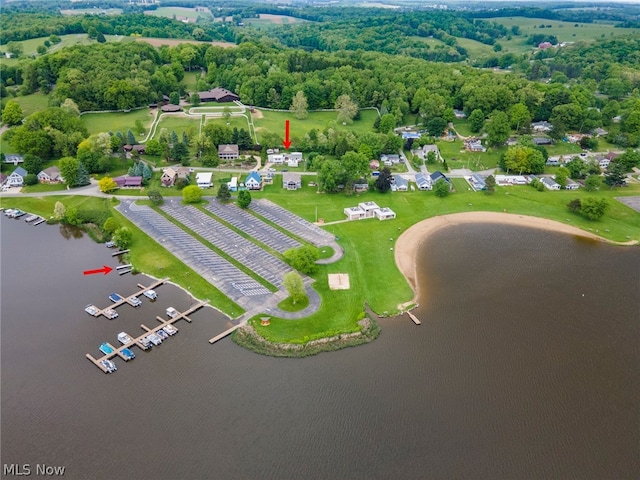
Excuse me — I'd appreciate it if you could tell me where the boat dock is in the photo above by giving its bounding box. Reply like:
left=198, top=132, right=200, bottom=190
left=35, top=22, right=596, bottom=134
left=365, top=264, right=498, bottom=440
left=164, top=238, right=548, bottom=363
left=86, top=300, right=208, bottom=373
left=208, top=324, right=242, bottom=344
left=86, top=278, right=168, bottom=319
left=407, top=312, right=421, bottom=325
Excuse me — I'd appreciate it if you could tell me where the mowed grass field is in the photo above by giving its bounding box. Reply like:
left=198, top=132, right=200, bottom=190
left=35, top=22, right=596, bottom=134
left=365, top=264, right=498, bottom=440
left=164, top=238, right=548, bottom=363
left=144, top=7, right=212, bottom=21
left=246, top=14, right=308, bottom=29
left=80, top=109, right=155, bottom=135
left=253, top=108, right=379, bottom=144
left=154, top=115, right=201, bottom=139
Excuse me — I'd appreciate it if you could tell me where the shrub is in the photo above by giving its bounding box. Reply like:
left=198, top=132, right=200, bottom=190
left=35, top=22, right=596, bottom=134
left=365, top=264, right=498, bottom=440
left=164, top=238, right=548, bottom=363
left=24, top=173, right=38, bottom=185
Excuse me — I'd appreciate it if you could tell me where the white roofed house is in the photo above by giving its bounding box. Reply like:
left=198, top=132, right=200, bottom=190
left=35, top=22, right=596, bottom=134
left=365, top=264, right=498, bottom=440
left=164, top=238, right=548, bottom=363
left=358, top=201, right=380, bottom=218
left=37, top=166, right=62, bottom=183
left=532, top=121, right=553, bottom=132
left=375, top=207, right=396, bottom=221
left=196, top=172, right=213, bottom=188
left=541, top=177, right=560, bottom=190
left=344, top=206, right=366, bottom=220
left=565, top=179, right=580, bottom=190
left=268, top=154, right=285, bottom=164
left=4, top=154, right=24, bottom=166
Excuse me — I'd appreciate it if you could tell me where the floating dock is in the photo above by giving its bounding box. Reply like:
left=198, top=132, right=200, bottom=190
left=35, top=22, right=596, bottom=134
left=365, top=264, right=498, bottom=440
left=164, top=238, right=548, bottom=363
left=209, top=324, right=242, bottom=344
left=86, top=278, right=168, bottom=319
left=111, top=249, right=129, bottom=257
left=86, top=300, right=208, bottom=373
left=407, top=312, right=421, bottom=325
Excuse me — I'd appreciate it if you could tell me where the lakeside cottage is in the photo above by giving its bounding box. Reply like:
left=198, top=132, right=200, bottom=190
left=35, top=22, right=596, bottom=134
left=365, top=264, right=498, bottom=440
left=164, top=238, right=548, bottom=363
left=343, top=202, right=396, bottom=221
left=283, top=172, right=302, bottom=190
left=161, top=167, right=177, bottom=187
left=375, top=207, right=396, bottom=221
left=218, top=144, right=239, bottom=160
left=415, top=173, right=432, bottom=191
left=244, top=171, right=262, bottom=190
left=6, top=167, right=27, bottom=187
left=565, top=179, right=580, bottom=190
left=37, top=166, right=62, bottom=183
left=196, top=172, right=213, bottom=188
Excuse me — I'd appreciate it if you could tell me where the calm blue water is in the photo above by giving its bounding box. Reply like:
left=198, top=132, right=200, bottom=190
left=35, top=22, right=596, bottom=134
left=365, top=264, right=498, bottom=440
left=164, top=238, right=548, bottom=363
left=1, top=215, right=639, bottom=479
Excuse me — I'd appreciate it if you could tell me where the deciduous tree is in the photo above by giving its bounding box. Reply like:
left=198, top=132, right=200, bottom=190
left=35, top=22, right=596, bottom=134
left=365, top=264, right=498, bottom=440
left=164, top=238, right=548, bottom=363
left=98, top=176, right=118, bottom=193
left=283, top=271, right=306, bottom=304
left=182, top=185, right=202, bottom=204
left=485, top=111, right=510, bottom=147
left=290, top=91, right=309, bottom=120
left=237, top=189, right=251, bottom=209
left=217, top=183, right=231, bottom=202
left=283, top=245, right=320, bottom=275
left=335, top=94, right=358, bottom=124
left=433, top=178, right=450, bottom=197
left=2, top=100, right=23, bottom=125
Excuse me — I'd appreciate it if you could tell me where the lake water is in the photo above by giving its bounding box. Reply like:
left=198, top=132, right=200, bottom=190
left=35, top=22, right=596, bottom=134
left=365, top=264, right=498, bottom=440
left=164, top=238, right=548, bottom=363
left=1, top=215, right=639, bottom=479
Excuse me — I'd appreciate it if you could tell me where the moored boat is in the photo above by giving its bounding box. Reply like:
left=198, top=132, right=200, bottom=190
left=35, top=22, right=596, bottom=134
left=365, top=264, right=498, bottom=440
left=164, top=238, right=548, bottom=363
left=117, top=332, right=133, bottom=345
left=109, top=293, right=123, bottom=303
left=163, top=324, right=178, bottom=336
left=147, top=333, right=162, bottom=346
left=157, top=329, right=169, bottom=340
left=138, top=337, right=152, bottom=349
left=84, top=304, right=99, bottom=316
left=99, top=342, right=114, bottom=355
left=128, top=296, right=142, bottom=307
left=121, top=348, right=135, bottom=361
left=100, top=359, right=117, bottom=373
left=103, top=308, right=118, bottom=319
left=143, top=289, right=157, bottom=300
left=166, top=307, right=179, bottom=318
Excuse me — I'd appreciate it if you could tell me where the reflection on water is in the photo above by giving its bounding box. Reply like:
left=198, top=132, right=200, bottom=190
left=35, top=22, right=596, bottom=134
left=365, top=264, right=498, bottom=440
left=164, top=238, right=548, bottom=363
left=59, top=223, right=84, bottom=239
left=2, top=216, right=639, bottom=480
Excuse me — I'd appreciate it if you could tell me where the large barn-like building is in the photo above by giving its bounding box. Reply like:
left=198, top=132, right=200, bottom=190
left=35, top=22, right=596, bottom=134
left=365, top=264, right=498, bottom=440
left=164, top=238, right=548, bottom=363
left=198, top=88, right=240, bottom=103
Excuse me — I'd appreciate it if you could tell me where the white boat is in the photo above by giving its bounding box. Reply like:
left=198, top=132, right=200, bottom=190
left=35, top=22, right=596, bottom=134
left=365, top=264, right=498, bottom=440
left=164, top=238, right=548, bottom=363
left=4, top=209, right=15, bottom=216
left=103, top=308, right=118, bottom=319
left=100, top=359, right=117, bottom=373
left=117, top=332, right=133, bottom=345
left=24, top=214, right=38, bottom=222
left=128, top=296, right=142, bottom=307
left=85, top=304, right=99, bottom=316
left=143, top=289, right=157, bottom=300
left=166, top=307, right=179, bottom=318
left=157, top=329, right=169, bottom=340
left=163, top=324, right=178, bottom=336
left=147, top=333, right=162, bottom=346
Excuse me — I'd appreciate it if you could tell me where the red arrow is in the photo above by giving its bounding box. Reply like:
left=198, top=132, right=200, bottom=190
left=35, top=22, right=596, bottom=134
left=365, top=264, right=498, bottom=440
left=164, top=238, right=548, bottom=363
left=283, top=120, right=291, bottom=149
left=83, top=265, right=113, bottom=276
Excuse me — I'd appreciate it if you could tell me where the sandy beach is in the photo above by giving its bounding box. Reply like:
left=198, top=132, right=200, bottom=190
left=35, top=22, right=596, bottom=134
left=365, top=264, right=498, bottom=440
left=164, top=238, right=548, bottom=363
left=394, top=212, right=636, bottom=303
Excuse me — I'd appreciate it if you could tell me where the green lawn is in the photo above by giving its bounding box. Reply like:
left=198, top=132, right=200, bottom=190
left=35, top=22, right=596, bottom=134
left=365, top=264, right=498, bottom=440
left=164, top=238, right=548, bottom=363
left=436, top=139, right=506, bottom=171
left=80, top=109, right=155, bottom=136
left=144, top=7, right=212, bottom=21
left=253, top=109, right=379, bottom=144
left=181, top=71, right=201, bottom=92
left=153, top=115, right=201, bottom=139
left=203, top=115, right=251, bottom=132
left=10, top=93, right=50, bottom=117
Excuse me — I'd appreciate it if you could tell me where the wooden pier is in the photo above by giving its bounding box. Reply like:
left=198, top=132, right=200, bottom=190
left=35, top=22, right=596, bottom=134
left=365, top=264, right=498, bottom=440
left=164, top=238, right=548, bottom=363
left=86, top=299, right=208, bottom=373
left=208, top=324, right=242, bottom=344
left=407, top=311, right=421, bottom=325
left=87, top=278, right=168, bottom=319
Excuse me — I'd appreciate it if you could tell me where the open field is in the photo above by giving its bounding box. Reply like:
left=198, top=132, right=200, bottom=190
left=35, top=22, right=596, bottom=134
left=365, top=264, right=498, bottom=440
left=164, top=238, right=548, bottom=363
left=181, top=71, right=201, bottom=92
left=80, top=109, right=155, bottom=136
left=60, top=8, right=122, bottom=15
left=144, top=7, right=212, bottom=22
left=253, top=109, right=379, bottom=144
left=246, top=14, right=308, bottom=28
left=486, top=17, right=640, bottom=54
left=134, top=37, right=236, bottom=48
left=203, top=115, right=251, bottom=132
left=154, top=115, right=201, bottom=139
left=9, top=93, right=49, bottom=117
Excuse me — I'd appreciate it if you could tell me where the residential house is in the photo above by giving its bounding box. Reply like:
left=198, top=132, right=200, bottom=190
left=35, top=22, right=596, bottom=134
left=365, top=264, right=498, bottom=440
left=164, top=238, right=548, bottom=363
left=464, top=138, right=486, bottom=152
left=381, top=154, right=400, bottom=166
left=532, top=121, right=553, bottom=132
left=268, top=154, right=284, bottom=164
left=413, top=144, right=439, bottom=161
left=546, top=156, right=562, bottom=166
left=196, top=172, right=213, bottom=188
left=538, top=42, right=553, bottom=49
left=401, top=132, right=421, bottom=140
left=37, top=166, right=62, bottom=183
left=283, top=172, right=302, bottom=190
left=532, top=137, right=552, bottom=146
left=354, top=179, right=368, bottom=193
left=541, top=177, right=560, bottom=190
left=565, top=179, right=580, bottom=190
left=430, top=171, right=451, bottom=186
left=123, top=144, right=146, bottom=155
left=198, top=87, right=239, bottom=103
left=218, top=144, right=239, bottom=160
left=375, top=207, right=396, bottom=221
left=414, top=173, right=432, bottom=191
left=175, top=167, right=191, bottom=179
left=369, top=160, right=380, bottom=170
left=6, top=167, right=27, bottom=187
left=244, top=171, right=262, bottom=190
left=467, top=174, right=486, bottom=191
left=392, top=175, right=408, bottom=192
left=506, top=137, right=518, bottom=146
left=113, top=176, right=143, bottom=188
left=4, top=154, right=24, bottom=166
left=161, top=167, right=177, bottom=187
left=358, top=201, right=380, bottom=218
left=453, top=109, right=467, bottom=119
left=495, top=175, right=530, bottom=186
left=605, top=152, right=620, bottom=163
left=567, top=133, right=586, bottom=144
left=596, top=156, right=610, bottom=169
left=344, top=206, right=366, bottom=220
left=592, top=127, right=608, bottom=137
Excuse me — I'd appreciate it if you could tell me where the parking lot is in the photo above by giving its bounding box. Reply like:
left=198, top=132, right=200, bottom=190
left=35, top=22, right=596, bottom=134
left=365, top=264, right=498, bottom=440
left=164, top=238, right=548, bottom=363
left=116, top=201, right=272, bottom=307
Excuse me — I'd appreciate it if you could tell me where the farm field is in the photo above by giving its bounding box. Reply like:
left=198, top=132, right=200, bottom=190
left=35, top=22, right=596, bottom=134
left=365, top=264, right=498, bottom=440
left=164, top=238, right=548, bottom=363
left=80, top=109, right=155, bottom=136
left=60, top=8, right=122, bottom=15
left=143, top=7, right=212, bottom=22
left=245, top=14, right=308, bottom=28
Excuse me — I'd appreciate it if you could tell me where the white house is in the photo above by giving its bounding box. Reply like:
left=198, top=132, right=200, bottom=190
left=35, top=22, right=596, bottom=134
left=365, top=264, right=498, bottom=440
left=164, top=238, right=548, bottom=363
left=414, top=173, right=431, bottom=191
left=495, top=175, right=530, bottom=186
left=196, top=172, right=213, bottom=188
left=283, top=172, right=302, bottom=190
left=466, top=174, right=486, bottom=191
left=6, top=167, right=27, bottom=187
left=532, top=121, right=553, bottom=132
left=4, top=154, right=24, bottom=166
left=358, top=201, right=380, bottom=218
left=375, top=207, right=396, bottom=221
left=37, top=166, right=62, bottom=183
left=597, top=156, right=611, bottom=169
left=413, top=144, right=439, bottom=161
left=392, top=175, right=408, bottom=192
left=344, top=206, right=366, bottom=220
left=542, top=177, right=560, bottom=190
left=565, top=179, right=580, bottom=190
left=218, top=144, right=239, bottom=160
left=381, top=154, right=400, bottom=166
left=227, top=176, right=238, bottom=192
left=244, top=172, right=262, bottom=190
left=268, top=154, right=285, bottom=164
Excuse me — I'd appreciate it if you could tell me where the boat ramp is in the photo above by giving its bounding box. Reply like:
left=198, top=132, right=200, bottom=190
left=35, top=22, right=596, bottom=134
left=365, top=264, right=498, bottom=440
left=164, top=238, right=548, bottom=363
left=86, top=300, right=208, bottom=373
left=84, top=279, right=168, bottom=319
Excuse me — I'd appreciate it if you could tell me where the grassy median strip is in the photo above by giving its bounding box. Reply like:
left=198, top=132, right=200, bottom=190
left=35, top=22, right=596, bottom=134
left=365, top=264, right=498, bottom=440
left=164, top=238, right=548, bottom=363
left=152, top=205, right=278, bottom=293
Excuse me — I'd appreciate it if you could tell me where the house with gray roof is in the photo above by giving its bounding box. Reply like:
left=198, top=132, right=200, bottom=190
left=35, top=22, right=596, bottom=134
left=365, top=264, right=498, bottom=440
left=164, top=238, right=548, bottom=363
left=414, top=173, right=432, bottom=191
left=392, top=175, right=408, bottom=191
left=467, top=174, right=486, bottom=191
left=541, top=177, right=560, bottom=190
left=37, top=166, right=62, bottom=183
left=218, top=144, right=239, bottom=160
left=4, top=154, right=24, bottom=166
left=6, top=167, right=27, bottom=187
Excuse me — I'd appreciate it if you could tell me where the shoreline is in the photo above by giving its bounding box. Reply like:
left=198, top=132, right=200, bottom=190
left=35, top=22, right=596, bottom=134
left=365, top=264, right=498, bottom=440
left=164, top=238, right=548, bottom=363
left=394, top=211, right=638, bottom=304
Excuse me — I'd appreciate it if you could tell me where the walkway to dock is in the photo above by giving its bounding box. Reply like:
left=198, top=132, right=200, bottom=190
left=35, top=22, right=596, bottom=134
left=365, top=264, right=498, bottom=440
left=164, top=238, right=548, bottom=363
left=407, top=312, right=421, bottom=325
left=87, top=278, right=168, bottom=319
left=86, top=300, right=208, bottom=373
